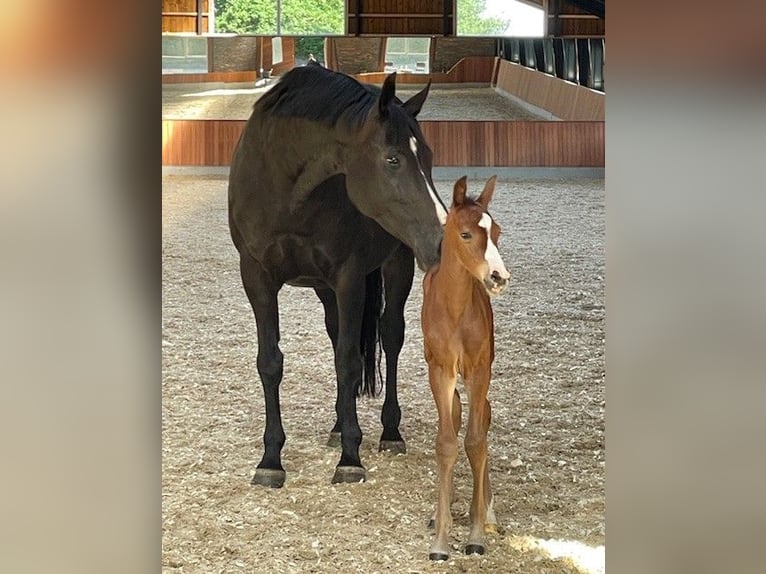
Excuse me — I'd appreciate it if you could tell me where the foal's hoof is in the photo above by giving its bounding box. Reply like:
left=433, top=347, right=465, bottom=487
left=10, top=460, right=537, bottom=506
left=465, top=544, right=485, bottom=555
left=378, top=440, right=407, bottom=454
left=251, top=468, right=286, bottom=488
left=326, top=432, right=341, bottom=447
left=331, top=465, right=366, bottom=484
left=427, top=517, right=435, bottom=529
left=429, top=552, right=449, bottom=561
left=484, top=522, right=499, bottom=534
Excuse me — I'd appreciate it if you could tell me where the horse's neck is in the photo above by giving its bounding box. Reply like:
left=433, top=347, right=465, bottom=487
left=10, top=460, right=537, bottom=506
left=263, top=118, right=348, bottom=207
left=429, top=247, right=485, bottom=318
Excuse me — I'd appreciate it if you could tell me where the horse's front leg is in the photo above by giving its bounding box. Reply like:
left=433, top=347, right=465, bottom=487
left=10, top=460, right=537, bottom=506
left=379, top=243, right=415, bottom=454
left=330, top=277, right=367, bottom=484
left=239, top=252, right=286, bottom=488
left=463, top=366, right=492, bottom=554
left=428, top=364, right=459, bottom=561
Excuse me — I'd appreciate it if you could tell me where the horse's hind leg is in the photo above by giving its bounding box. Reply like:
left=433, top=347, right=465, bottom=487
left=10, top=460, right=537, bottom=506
left=239, top=252, right=286, bottom=488
left=378, top=244, right=415, bottom=454
left=330, top=276, right=368, bottom=484
left=315, top=287, right=342, bottom=447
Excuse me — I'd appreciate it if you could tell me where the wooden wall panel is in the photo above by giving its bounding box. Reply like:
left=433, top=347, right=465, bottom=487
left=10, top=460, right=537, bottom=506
left=346, top=0, right=454, bottom=35
left=162, top=71, right=258, bottom=84
left=495, top=60, right=604, bottom=120
left=162, top=119, right=604, bottom=167
left=163, top=120, right=245, bottom=166
left=353, top=56, right=496, bottom=84
left=431, top=37, right=497, bottom=73
left=162, top=16, right=209, bottom=33
left=557, top=18, right=604, bottom=36
left=162, top=0, right=210, bottom=33
left=325, top=37, right=386, bottom=74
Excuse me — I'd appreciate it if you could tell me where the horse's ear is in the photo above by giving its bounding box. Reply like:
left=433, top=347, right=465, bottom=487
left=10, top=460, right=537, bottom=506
left=453, top=176, right=468, bottom=206
left=379, top=72, right=397, bottom=118
left=403, top=80, right=431, bottom=118
left=477, top=175, right=498, bottom=208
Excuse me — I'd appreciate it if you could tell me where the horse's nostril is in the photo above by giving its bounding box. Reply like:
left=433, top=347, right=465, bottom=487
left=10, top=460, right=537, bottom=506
left=491, top=271, right=504, bottom=284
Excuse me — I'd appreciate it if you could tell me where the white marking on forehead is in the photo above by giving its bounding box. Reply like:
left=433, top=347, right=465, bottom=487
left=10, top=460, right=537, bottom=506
left=409, top=136, right=448, bottom=225
left=479, top=213, right=510, bottom=279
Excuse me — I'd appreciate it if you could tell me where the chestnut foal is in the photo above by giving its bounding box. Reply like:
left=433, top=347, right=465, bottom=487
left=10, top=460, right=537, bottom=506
left=421, top=176, right=510, bottom=560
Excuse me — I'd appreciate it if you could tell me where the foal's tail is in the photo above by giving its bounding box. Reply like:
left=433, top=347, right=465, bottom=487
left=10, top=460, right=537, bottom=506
left=359, top=268, right=384, bottom=398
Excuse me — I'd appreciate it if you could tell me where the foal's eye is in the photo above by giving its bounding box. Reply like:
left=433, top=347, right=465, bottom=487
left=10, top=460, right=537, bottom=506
left=385, top=156, right=399, bottom=167
left=460, top=232, right=472, bottom=240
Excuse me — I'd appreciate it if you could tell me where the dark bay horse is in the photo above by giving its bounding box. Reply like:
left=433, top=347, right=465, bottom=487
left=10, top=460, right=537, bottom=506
left=229, top=64, right=448, bottom=487
left=421, top=176, right=510, bottom=559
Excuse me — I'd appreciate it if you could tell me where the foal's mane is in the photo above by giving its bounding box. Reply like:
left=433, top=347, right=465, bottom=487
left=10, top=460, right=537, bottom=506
left=255, top=65, right=382, bottom=129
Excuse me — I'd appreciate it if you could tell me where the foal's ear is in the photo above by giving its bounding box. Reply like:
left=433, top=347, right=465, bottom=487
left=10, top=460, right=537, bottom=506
left=476, top=175, right=498, bottom=208
left=378, top=72, right=397, bottom=118
left=403, top=80, right=431, bottom=118
left=452, top=176, right=468, bottom=206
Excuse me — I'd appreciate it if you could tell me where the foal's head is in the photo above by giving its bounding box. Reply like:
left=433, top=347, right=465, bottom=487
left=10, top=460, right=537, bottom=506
left=444, top=176, right=510, bottom=296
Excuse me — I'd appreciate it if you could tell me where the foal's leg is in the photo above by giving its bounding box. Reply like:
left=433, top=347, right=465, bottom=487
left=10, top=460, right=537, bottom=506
left=483, top=400, right=498, bottom=533
left=463, top=367, right=492, bottom=554
left=379, top=244, right=415, bottom=454
left=239, top=252, right=286, bottom=488
left=315, top=287, right=342, bottom=447
left=330, top=275, right=368, bottom=484
left=429, top=365, right=459, bottom=561
left=428, top=388, right=461, bottom=529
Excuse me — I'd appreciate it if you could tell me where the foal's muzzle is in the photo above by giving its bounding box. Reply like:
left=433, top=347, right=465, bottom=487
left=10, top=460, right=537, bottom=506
left=484, top=270, right=509, bottom=296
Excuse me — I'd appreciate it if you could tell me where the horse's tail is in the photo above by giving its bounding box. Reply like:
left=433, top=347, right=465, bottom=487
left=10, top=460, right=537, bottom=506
left=359, top=268, right=384, bottom=398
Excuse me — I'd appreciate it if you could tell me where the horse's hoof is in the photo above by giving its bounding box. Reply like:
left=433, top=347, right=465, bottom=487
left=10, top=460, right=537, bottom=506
left=331, top=465, right=366, bottom=484
left=484, top=523, right=498, bottom=534
left=251, top=468, right=286, bottom=488
left=465, top=544, right=485, bottom=555
left=429, top=552, right=449, bottom=561
left=326, top=432, right=341, bottom=447
left=427, top=518, right=435, bottom=529
left=378, top=439, right=406, bottom=454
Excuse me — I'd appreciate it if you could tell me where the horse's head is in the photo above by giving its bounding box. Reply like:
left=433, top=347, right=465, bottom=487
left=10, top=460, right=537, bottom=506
left=445, top=176, right=510, bottom=296
left=343, top=73, right=447, bottom=270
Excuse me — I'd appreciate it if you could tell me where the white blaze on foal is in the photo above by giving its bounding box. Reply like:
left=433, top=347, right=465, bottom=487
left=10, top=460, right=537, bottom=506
left=409, top=136, right=448, bottom=225
left=479, top=213, right=510, bottom=282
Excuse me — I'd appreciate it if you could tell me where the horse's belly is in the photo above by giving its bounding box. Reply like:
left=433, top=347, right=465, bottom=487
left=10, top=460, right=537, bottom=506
left=285, top=276, right=328, bottom=288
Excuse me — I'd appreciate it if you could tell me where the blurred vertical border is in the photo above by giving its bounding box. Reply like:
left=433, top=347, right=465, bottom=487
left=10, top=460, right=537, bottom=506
left=607, top=2, right=766, bottom=573
left=0, top=2, right=157, bottom=573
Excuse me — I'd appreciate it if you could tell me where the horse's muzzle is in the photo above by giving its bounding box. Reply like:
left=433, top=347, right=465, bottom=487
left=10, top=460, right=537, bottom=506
left=484, top=270, right=509, bottom=296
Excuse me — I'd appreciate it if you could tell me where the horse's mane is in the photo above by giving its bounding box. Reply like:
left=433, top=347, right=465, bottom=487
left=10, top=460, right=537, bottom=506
left=255, top=65, right=381, bottom=128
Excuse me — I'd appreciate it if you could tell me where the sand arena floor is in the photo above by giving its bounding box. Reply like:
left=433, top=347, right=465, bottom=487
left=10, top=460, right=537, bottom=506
left=162, top=175, right=604, bottom=573
left=162, top=81, right=545, bottom=121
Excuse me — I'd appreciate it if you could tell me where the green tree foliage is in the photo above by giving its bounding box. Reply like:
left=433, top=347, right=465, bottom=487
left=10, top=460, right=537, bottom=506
left=215, top=0, right=343, bottom=35
left=295, top=37, right=325, bottom=62
left=457, top=0, right=510, bottom=36
left=215, top=0, right=277, bottom=34
left=280, top=0, right=344, bottom=35
left=214, top=0, right=508, bottom=36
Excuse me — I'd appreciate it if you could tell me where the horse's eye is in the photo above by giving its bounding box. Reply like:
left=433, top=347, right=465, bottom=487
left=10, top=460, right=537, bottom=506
left=386, top=156, right=399, bottom=166
left=460, top=232, right=472, bottom=240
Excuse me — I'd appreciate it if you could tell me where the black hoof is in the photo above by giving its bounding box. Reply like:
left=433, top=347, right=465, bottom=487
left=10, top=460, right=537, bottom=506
left=251, top=468, right=286, bottom=488
left=378, top=439, right=407, bottom=454
left=326, top=432, right=341, bottom=447
left=427, top=518, right=435, bottom=529
left=331, top=465, right=366, bottom=484
left=465, top=544, right=485, bottom=555
left=429, top=552, right=449, bottom=561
